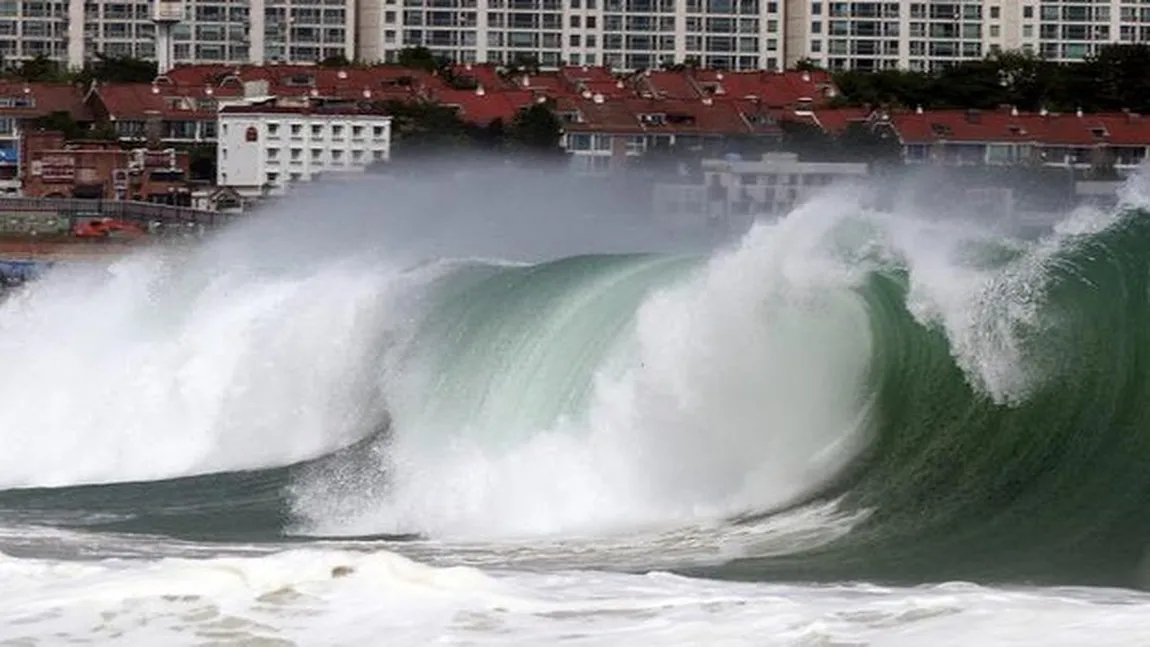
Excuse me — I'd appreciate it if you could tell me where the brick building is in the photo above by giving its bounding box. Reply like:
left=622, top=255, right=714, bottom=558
left=20, top=130, right=192, bottom=204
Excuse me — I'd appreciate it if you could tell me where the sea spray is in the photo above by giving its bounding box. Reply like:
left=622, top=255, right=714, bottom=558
left=0, top=248, right=392, bottom=488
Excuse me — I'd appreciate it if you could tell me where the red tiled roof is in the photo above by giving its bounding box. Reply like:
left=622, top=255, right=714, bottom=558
left=159, top=64, right=238, bottom=86
left=218, top=104, right=390, bottom=116
left=887, top=108, right=1150, bottom=147
left=809, top=107, right=872, bottom=133
left=157, top=64, right=434, bottom=102
left=502, top=71, right=569, bottom=97
left=689, top=69, right=837, bottom=108
left=446, top=63, right=517, bottom=92
left=557, top=95, right=762, bottom=136
left=88, top=82, right=230, bottom=120
left=435, top=88, right=535, bottom=125
left=730, top=98, right=786, bottom=136
left=0, top=82, right=89, bottom=120
left=630, top=70, right=701, bottom=100
left=559, top=65, right=616, bottom=87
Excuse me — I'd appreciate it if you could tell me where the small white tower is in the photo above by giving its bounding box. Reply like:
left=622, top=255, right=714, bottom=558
left=152, top=0, right=185, bottom=75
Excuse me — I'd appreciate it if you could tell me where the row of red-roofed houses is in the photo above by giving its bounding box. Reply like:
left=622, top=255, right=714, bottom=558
left=0, top=64, right=1148, bottom=207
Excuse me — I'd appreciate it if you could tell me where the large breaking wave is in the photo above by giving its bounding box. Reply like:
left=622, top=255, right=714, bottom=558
left=3, top=170, right=1150, bottom=588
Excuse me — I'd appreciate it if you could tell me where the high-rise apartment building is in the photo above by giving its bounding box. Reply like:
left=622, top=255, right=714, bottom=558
left=0, top=0, right=1141, bottom=73
left=365, top=0, right=1147, bottom=73
left=783, top=0, right=1140, bottom=72
left=0, top=0, right=355, bottom=69
left=358, top=0, right=788, bottom=71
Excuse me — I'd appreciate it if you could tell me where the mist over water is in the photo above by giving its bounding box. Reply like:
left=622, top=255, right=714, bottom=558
left=2, top=158, right=1150, bottom=645
left=0, top=163, right=722, bottom=491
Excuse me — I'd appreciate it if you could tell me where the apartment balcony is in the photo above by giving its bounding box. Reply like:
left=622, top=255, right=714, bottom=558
left=152, top=1, right=186, bottom=22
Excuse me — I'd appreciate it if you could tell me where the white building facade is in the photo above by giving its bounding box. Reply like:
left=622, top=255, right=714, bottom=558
left=653, top=151, right=868, bottom=231
left=216, top=102, right=391, bottom=197
left=359, top=0, right=788, bottom=71
left=784, top=0, right=1140, bottom=72
left=0, top=0, right=1140, bottom=72
left=368, top=0, right=1150, bottom=73
left=0, top=0, right=356, bottom=69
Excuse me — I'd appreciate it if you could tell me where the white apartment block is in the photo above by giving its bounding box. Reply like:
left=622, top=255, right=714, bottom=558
left=216, top=101, right=391, bottom=197
left=653, top=151, right=868, bottom=233
left=0, top=0, right=1140, bottom=73
left=785, top=0, right=1143, bottom=72
left=364, top=0, right=1150, bottom=73
left=359, top=0, right=788, bottom=71
left=0, top=0, right=355, bottom=69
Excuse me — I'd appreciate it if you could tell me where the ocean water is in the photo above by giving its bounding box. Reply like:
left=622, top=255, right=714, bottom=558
left=2, top=170, right=1150, bottom=645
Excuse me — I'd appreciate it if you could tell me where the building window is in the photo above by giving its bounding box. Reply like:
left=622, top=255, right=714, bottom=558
left=245, top=126, right=258, bottom=142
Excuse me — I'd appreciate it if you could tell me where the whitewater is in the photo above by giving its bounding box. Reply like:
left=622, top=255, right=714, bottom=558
left=3, top=167, right=1150, bottom=645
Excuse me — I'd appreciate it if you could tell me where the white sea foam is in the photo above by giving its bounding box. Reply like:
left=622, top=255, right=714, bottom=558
left=0, top=545, right=1147, bottom=647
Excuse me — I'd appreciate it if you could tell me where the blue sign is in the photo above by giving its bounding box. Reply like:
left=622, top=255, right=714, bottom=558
left=0, top=146, right=16, bottom=163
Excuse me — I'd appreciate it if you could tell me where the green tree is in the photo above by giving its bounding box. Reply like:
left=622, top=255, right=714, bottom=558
left=378, top=99, right=477, bottom=157
left=779, top=120, right=837, bottom=161
left=396, top=46, right=442, bottom=73
left=503, top=54, right=542, bottom=77
left=828, top=44, right=1150, bottom=113
left=793, top=58, right=823, bottom=72
left=838, top=121, right=902, bottom=168
left=1084, top=44, right=1150, bottom=113
left=508, top=102, right=564, bottom=158
left=76, top=54, right=157, bottom=84
left=933, top=58, right=1011, bottom=109
left=181, top=144, right=218, bottom=181
left=30, top=110, right=87, bottom=140
left=318, top=53, right=353, bottom=67
left=7, top=55, right=67, bottom=82
left=475, top=118, right=507, bottom=151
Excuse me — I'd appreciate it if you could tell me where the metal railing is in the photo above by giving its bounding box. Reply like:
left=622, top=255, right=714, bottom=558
left=0, top=198, right=239, bottom=229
